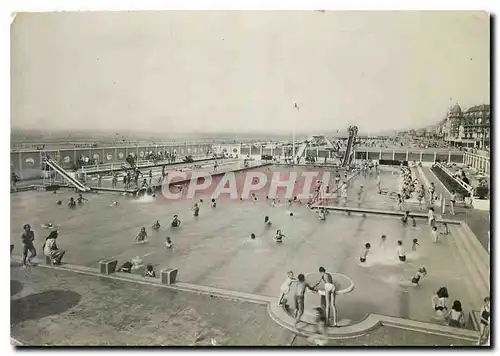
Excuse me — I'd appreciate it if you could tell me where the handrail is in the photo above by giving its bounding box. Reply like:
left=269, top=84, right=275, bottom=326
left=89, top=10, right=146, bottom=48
left=434, top=162, right=474, bottom=195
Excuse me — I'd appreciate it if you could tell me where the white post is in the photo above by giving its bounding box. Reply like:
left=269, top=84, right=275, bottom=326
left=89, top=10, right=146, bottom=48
left=420, top=151, right=423, bottom=162
left=379, top=150, right=382, bottom=160
left=292, top=128, right=296, bottom=159
left=448, top=151, right=451, bottom=163
left=405, top=150, right=409, bottom=161
left=442, top=197, right=446, bottom=214
left=392, top=150, right=395, bottom=160
left=433, top=152, right=437, bottom=162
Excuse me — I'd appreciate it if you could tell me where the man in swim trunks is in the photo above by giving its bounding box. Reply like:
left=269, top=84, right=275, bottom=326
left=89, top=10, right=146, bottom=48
left=314, top=267, right=337, bottom=327
left=21, top=224, right=37, bottom=267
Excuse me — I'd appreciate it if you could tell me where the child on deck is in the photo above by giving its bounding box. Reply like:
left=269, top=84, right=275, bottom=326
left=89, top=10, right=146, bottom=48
left=135, top=227, right=148, bottom=243
left=278, top=271, right=296, bottom=306
left=143, top=264, right=156, bottom=278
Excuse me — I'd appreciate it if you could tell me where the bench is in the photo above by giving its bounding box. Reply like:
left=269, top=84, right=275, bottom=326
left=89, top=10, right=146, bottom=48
left=98, top=259, right=118, bottom=274
left=161, top=268, right=178, bottom=285
left=468, top=310, right=482, bottom=331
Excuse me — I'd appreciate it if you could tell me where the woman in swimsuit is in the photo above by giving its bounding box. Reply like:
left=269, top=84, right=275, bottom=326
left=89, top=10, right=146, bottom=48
left=171, top=215, right=181, bottom=227
left=135, top=227, right=148, bottom=243
left=432, top=286, right=449, bottom=318
left=274, top=230, right=285, bottom=243
left=143, top=264, right=156, bottom=278
left=446, top=300, right=465, bottom=328
left=278, top=271, right=296, bottom=307
left=449, top=190, right=457, bottom=216
left=478, top=297, right=490, bottom=345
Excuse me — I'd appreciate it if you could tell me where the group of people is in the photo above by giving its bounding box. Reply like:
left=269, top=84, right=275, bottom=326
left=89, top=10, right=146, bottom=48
left=279, top=267, right=340, bottom=330
left=15, top=223, right=66, bottom=267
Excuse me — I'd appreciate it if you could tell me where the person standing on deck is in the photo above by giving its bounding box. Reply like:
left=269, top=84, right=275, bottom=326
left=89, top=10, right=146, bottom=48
left=314, top=267, right=338, bottom=327
left=21, top=224, right=36, bottom=267
left=112, top=172, right=118, bottom=189
left=376, top=173, right=381, bottom=194
left=293, top=274, right=316, bottom=328
left=449, top=190, right=457, bottom=216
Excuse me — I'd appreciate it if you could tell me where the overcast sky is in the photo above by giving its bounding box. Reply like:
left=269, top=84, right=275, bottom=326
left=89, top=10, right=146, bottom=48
left=11, top=11, right=490, bottom=134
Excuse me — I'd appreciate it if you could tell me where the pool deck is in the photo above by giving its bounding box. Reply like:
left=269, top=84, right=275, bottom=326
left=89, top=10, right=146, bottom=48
left=10, top=163, right=489, bottom=346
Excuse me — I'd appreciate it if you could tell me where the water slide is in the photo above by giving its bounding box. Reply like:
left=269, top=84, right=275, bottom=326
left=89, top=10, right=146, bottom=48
left=341, top=132, right=355, bottom=167
left=294, top=142, right=308, bottom=162
left=44, top=158, right=90, bottom=191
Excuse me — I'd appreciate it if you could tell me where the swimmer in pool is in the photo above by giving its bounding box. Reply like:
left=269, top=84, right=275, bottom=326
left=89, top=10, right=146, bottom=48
left=41, top=223, right=57, bottom=229
left=152, top=220, right=161, bottom=230
left=135, top=227, right=148, bottom=243
left=401, top=211, right=410, bottom=225
left=412, top=238, right=420, bottom=251
left=77, top=194, right=88, bottom=204
left=56, top=200, right=62, bottom=205
left=264, top=216, right=272, bottom=228
left=397, top=240, right=406, bottom=262
left=274, top=229, right=285, bottom=243
left=171, top=215, right=181, bottom=227
left=250, top=233, right=256, bottom=240
left=379, top=234, right=387, bottom=246
left=410, top=267, right=427, bottom=285
left=211, top=198, right=216, bottom=208
left=359, top=243, right=371, bottom=263
left=192, top=203, right=200, bottom=217
left=318, top=209, right=326, bottom=221
left=110, top=201, right=119, bottom=207
left=165, top=237, right=172, bottom=248
left=68, top=197, right=76, bottom=209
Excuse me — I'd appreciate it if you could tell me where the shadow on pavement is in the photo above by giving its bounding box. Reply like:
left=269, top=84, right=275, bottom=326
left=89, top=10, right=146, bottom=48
left=11, top=290, right=81, bottom=326
left=11, top=280, right=24, bottom=297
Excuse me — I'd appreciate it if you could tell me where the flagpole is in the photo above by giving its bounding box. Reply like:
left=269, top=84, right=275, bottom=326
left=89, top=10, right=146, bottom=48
left=292, top=127, right=296, bottom=159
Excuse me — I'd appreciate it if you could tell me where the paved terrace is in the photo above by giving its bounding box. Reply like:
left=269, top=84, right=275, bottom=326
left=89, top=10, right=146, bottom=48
left=11, top=266, right=473, bottom=346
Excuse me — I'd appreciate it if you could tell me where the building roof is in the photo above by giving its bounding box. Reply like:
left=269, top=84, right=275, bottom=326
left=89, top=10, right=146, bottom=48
left=448, top=104, right=463, bottom=117
left=465, top=104, right=490, bottom=114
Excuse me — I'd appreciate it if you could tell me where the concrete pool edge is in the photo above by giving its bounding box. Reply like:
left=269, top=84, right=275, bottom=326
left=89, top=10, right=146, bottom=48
left=11, top=256, right=479, bottom=343
left=311, top=205, right=462, bottom=224
left=267, top=302, right=478, bottom=341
